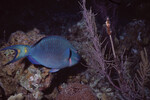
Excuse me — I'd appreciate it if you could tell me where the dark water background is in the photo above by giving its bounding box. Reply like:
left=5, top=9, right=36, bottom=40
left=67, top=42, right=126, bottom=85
left=0, top=0, right=150, bottom=41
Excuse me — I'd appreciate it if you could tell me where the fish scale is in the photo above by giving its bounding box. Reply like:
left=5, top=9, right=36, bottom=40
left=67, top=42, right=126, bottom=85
left=0, top=36, right=80, bottom=73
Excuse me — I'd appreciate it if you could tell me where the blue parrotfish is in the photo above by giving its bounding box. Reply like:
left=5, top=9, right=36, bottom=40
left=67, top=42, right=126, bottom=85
left=0, top=36, right=80, bottom=73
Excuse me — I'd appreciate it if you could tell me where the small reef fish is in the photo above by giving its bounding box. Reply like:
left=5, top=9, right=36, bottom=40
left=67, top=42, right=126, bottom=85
left=0, top=36, right=80, bottom=73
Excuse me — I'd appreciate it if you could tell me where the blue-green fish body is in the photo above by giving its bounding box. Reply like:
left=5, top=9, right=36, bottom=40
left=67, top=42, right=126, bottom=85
left=0, top=36, right=80, bottom=72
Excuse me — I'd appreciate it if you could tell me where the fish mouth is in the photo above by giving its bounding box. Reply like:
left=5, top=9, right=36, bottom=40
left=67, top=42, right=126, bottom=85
left=69, top=58, right=72, bottom=66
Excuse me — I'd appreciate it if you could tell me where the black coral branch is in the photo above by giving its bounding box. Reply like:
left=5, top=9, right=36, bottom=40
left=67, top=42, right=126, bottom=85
left=136, top=48, right=150, bottom=99
left=80, top=0, right=106, bottom=75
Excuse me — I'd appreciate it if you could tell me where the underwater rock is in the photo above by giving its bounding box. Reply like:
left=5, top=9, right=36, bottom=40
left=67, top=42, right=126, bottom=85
left=7, top=93, right=24, bottom=100
left=0, top=28, right=45, bottom=76
left=19, top=65, right=52, bottom=99
left=9, top=31, right=30, bottom=45
left=120, top=20, right=150, bottom=50
left=0, top=29, right=50, bottom=99
left=0, top=83, right=6, bottom=99
left=101, top=93, right=111, bottom=100
left=19, top=65, right=42, bottom=92
left=26, top=28, right=45, bottom=45
left=0, top=69, right=18, bottom=96
left=32, top=90, right=44, bottom=100
left=8, top=28, right=45, bottom=45
left=68, top=19, right=86, bottom=37
left=56, top=83, right=97, bottom=100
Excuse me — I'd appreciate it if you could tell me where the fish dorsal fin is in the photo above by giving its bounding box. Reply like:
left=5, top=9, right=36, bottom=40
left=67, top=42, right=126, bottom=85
left=32, top=36, right=49, bottom=47
left=62, top=48, right=72, bottom=60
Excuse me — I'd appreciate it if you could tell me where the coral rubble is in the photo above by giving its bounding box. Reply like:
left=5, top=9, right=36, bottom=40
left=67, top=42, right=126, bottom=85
left=56, top=83, right=97, bottom=100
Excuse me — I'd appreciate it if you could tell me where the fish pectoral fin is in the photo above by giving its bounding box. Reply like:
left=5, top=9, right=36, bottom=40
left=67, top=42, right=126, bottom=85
left=27, top=56, right=40, bottom=65
left=49, top=68, right=60, bottom=73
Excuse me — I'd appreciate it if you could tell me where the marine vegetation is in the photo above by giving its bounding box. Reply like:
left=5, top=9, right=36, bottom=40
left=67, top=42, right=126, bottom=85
left=81, top=0, right=150, bottom=100
left=0, top=0, right=150, bottom=100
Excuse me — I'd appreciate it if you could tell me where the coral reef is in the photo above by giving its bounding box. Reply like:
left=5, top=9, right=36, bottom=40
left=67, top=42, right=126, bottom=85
left=19, top=65, right=52, bottom=99
left=56, top=83, right=97, bottom=100
left=68, top=13, right=117, bottom=100
left=119, top=20, right=150, bottom=51
left=8, top=93, right=24, bottom=100
left=0, top=0, right=150, bottom=100
left=80, top=0, right=150, bottom=100
left=0, top=28, right=53, bottom=99
left=135, top=48, right=150, bottom=99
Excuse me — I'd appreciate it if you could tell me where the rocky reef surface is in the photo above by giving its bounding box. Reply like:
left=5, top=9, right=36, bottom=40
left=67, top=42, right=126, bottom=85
left=0, top=18, right=150, bottom=100
left=0, top=28, right=98, bottom=100
left=0, top=29, right=53, bottom=99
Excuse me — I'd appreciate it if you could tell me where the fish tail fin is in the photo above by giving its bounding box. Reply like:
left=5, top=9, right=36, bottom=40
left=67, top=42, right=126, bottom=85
left=0, top=45, right=31, bottom=65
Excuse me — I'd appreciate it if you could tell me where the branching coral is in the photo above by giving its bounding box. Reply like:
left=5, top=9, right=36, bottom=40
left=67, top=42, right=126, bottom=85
left=80, top=0, right=106, bottom=76
left=81, top=0, right=150, bottom=100
left=81, top=0, right=121, bottom=91
left=136, top=48, right=150, bottom=99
